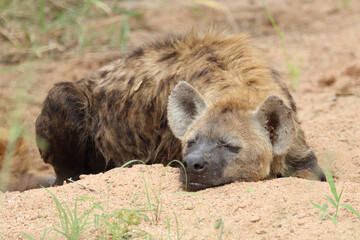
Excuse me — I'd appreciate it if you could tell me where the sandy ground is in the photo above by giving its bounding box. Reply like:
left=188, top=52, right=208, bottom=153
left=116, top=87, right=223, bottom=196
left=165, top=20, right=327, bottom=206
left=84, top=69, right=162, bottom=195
left=1, top=0, right=360, bottom=239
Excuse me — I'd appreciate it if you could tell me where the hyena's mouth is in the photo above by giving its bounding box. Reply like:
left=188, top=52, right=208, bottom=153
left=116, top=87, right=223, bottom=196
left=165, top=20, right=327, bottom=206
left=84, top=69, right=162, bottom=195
left=186, top=182, right=212, bottom=191
left=180, top=171, right=213, bottom=191
left=180, top=168, right=225, bottom=191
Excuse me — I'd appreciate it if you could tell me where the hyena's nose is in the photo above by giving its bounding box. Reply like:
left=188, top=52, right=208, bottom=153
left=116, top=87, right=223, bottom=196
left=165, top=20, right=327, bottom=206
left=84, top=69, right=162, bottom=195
left=183, top=154, right=207, bottom=174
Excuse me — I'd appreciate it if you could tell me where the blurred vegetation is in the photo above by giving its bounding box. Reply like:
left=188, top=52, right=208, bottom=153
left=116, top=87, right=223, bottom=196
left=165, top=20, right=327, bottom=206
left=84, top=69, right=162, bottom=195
left=262, top=0, right=301, bottom=91
left=0, top=0, right=144, bottom=64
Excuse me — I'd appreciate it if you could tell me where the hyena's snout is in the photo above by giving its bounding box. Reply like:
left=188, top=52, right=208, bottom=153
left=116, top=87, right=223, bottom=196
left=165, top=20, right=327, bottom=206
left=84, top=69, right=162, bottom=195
left=183, top=152, right=208, bottom=175
left=181, top=152, right=212, bottom=191
left=180, top=141, right=227, bottom=191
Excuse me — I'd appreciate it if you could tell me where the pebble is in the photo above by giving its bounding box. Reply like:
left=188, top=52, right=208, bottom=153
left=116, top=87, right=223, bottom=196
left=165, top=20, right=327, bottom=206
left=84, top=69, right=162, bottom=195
left=249, top=215, right=261, bottom=223
left=239, top=203, right=247, bottom=208
left=256, top=230, right=267, bottom=235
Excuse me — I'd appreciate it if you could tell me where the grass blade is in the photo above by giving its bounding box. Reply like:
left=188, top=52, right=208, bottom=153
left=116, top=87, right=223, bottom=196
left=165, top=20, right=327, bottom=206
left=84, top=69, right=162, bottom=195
left=340, top=204, right=360, bottom=218
left=120, top=17, right=131, bottom=52
left=166, top=216, right=171, bottom=240
left=331, top=216, right=338, bottom=225
left=19, top=234, right=36, bottom=240
left=218, top=217, right=224, bottom=240
left=166, top=160, right=188, bottom=192
left=338, top=188, right=344, bottom=201
left=90, top=0, right=111, bottom=14
left=324, top=169, right=339, bottom=202
left=262, top=0, right=301, bottom=91
left=43, top=187, right=70, bottom=235
left=325, top=196, right=337, bottom=208
left=311, top=202, right=327, bottom=213
left=174, top=213, right=180, bottom=239
left=214, top=218, right=223, bottom=229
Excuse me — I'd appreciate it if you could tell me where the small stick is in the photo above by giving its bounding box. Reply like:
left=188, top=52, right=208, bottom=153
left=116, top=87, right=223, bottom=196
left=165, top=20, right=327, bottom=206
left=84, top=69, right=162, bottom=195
left=67, top=178, right=102, bottom=194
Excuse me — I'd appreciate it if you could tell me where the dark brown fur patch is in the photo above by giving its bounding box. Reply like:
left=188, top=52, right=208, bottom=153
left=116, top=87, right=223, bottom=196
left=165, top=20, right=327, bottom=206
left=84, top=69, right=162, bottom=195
left=192, top=47, right=214, bottom=59
left=128, top=47, right=144, bottom=59
left=126, top=129, right=136, bottom=145
left=128, top=76, right=135, bottom=86
left=142, top=76, right=150, bottom=87
left=100, top=71, right=110, bottom=78
left=197, top=69, right=209, bottom=78
left=220, top=106, right=233, bottom=114
left=96, top=88, right=106, bottom=108
left=207, top=55, right=225, bottom=70
left=145, top=100, right=154, bottom=113
left=107, top=90, right=120, bottom=109
left=158, top=51, right=178, bottom=62
left=219, top=85, right=231, bottom=91
left=118, top=99, right=132, bottom=118
left=139, top=133, right=151, bottom=146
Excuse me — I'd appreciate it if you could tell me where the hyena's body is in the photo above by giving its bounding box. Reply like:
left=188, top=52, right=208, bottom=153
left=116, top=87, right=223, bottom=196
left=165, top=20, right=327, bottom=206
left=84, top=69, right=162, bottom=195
left=36, top=31, right=325, bottom=190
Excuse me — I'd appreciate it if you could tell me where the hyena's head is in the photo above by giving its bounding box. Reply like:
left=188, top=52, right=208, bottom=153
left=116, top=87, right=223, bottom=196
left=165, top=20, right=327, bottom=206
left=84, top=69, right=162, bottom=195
left=167, top=81, right=296, bottom=191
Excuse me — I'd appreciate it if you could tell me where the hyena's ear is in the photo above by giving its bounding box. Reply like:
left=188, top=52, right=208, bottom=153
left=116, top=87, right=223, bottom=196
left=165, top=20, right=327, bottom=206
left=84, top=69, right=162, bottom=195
left=167, top=81, right=208, bottom=139
left=254, top=95, right=296, bottom=156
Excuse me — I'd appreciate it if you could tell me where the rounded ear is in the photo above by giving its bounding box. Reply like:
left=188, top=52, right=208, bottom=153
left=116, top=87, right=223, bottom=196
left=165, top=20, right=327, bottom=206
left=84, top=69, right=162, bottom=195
left=167, top=81, right=208, bottom=139
left=254, top=95, right=296, bottom=155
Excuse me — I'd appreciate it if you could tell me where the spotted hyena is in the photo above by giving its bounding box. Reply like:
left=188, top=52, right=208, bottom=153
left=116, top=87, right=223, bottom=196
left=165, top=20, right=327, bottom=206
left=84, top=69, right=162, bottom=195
left=35, top=31, right=325, bottom=191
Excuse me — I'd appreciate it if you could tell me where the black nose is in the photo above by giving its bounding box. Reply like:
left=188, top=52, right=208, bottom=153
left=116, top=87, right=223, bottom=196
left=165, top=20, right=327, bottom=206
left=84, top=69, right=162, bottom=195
left=183, top=154, right=207, bottom=174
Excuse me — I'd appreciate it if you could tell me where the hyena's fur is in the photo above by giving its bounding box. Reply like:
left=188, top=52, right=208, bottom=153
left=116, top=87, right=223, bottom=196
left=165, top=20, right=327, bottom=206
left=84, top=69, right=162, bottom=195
left=36, top=31, right=325, bottom=186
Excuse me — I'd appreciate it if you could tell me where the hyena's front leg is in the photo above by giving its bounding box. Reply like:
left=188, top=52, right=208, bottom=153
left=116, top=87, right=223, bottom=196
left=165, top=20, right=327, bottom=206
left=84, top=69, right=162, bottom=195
left=284, top=124, right=326, bottom=181
left=35, top=82, right=106, bottom=185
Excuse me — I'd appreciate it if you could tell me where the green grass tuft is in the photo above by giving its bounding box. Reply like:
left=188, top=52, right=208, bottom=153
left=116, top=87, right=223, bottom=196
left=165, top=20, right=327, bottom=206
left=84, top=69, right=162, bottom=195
left=19, top=160, right=225, bottom=239
left=311, top=169, right=360, bottom=225
left=46, top=187, right=103, bottom=239
left=21, top=187, right=103, bottom=239
left=96, top=208, right=150, bottom=239
left=0, top=0, right=143, bottom=63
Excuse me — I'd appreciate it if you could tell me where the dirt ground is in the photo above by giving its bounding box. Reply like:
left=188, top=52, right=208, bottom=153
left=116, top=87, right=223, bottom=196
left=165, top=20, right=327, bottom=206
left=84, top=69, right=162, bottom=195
left=1, top=0, right=360, bottom=239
